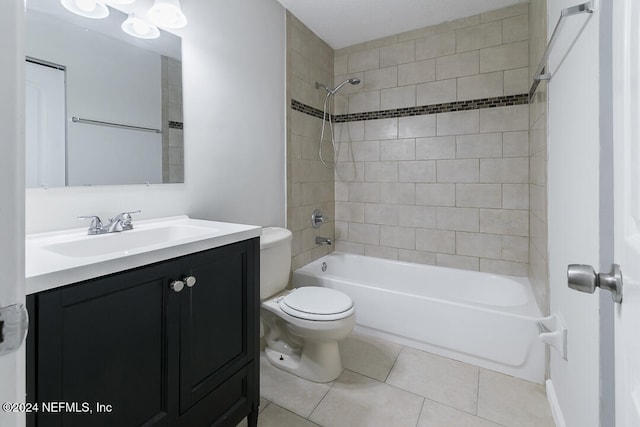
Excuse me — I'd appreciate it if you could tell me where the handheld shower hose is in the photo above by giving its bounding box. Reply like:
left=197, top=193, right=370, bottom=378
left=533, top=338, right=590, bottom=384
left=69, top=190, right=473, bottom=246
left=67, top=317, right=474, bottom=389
left=315, top=77, right=361, bottom=168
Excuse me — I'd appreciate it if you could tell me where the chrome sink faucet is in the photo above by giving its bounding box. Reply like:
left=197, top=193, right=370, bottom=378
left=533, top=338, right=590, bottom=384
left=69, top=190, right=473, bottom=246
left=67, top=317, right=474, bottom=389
left=78, top=210, right=141, bottom=235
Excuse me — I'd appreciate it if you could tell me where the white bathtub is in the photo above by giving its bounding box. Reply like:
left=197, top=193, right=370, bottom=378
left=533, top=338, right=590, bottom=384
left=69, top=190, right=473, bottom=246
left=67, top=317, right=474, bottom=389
left=293, top=252, right=545, bottom=384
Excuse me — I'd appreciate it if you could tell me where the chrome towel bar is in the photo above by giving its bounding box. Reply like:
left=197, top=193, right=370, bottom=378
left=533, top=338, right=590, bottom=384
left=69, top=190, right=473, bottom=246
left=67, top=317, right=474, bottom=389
left=71, top=116, right=162, bottom=134
left=529, top=0, right=594, bottom=100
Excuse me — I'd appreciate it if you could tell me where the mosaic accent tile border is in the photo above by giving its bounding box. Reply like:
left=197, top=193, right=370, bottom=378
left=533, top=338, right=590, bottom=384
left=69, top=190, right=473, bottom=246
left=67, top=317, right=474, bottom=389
left=168, top=121, right=183, bottom=130
left=291, top=100, right=327, bottom=120
left=291, top=94, right=529, bottom=123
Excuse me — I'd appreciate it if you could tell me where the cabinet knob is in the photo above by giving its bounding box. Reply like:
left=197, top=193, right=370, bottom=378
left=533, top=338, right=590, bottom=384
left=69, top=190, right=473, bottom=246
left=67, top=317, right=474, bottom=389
left=183, top=276, right=197, bottom=288
left=169, top=280, right=184, bottom=293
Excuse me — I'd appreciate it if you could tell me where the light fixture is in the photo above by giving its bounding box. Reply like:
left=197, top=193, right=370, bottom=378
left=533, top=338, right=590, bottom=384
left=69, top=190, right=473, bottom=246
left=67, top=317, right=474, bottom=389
left=60, top=0, right=109, bottom=19
left=60, top=0, right=188, bottom=39
left=148, top=0, right=187, bottom=29
left=121, top=13, right=160, bottom=39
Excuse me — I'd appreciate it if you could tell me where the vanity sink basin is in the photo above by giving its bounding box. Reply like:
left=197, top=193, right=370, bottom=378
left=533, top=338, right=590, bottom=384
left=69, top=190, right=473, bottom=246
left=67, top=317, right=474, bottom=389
left=44, top=224, right=221, bottom=258
left=26, top=216, right=262, bottom=294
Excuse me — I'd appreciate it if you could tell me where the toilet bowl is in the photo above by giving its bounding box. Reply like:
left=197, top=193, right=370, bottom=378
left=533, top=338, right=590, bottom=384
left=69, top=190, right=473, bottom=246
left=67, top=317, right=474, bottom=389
left=260, top=227, right=355, bottom=383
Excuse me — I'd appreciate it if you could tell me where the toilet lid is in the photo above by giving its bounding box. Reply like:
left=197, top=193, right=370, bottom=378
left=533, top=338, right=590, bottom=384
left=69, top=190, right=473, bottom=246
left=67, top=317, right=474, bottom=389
left=280, top=287, right=353, bottom=319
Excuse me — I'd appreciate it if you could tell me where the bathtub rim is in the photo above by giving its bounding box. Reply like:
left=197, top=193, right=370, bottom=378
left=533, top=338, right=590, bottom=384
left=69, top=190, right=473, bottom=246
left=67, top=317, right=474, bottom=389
left=294, top=251, right=542, bottom=318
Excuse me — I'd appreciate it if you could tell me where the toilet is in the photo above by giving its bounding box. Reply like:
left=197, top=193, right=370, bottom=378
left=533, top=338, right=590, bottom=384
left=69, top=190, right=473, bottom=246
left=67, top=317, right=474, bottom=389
left=260, top=227, right=355, bottom=383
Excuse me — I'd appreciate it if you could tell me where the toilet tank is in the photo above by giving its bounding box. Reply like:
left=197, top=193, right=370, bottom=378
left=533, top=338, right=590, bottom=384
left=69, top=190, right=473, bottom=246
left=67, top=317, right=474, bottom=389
left=260, top=227, right=293, bottom=300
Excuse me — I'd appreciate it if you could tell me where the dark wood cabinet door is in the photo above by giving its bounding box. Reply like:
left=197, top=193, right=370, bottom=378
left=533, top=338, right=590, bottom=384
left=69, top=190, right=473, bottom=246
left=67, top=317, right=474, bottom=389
left=27, top=238, right=260, bottom=427
left=175, top=239, right=259, bottom=426
left=31, top=263, right=174, bottom=427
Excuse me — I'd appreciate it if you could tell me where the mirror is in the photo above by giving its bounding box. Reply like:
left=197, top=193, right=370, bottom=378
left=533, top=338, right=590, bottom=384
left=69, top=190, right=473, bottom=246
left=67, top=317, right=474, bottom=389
left=25, top=0, right=183, bottom=187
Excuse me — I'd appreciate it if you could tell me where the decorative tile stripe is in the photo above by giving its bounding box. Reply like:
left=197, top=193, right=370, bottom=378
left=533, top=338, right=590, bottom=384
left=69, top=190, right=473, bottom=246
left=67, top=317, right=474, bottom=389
left=169, top=121, right=183, bottom=130
left=291, top=94, right=529, bottom=123
left=291, top=99, right=327, bottom=120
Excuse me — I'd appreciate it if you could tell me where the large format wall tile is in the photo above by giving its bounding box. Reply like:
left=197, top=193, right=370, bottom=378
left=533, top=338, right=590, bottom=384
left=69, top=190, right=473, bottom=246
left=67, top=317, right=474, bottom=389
left=287, top=4, right=532, bottom=276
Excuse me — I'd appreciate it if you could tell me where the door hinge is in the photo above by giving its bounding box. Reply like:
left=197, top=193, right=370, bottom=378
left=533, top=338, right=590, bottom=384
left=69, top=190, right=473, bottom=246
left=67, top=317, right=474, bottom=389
left=0, top=304, right=29, bottom=357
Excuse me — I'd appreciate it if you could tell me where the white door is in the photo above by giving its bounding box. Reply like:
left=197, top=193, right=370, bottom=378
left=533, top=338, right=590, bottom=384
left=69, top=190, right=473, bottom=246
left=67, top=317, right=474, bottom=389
left=0, top=1, right=26, bottom=427
left=612, top=0, right=640, bottom=425
left=546, top=1, right=601, bottom=425
left=25, top=60, right=66, bottom=188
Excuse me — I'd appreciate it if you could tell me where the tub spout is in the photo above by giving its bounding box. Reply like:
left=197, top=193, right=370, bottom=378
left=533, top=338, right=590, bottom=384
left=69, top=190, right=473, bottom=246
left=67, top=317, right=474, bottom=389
left=315, top=236, right=332, bottom=245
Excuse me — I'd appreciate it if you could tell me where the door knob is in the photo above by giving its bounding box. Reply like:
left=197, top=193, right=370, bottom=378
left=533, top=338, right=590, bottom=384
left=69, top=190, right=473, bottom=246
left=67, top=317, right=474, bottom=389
left=567, top=264, right=623, bottom=303
left=183, top=276, right=196, bottom=288
left=169, top=280, right=185, bottom=293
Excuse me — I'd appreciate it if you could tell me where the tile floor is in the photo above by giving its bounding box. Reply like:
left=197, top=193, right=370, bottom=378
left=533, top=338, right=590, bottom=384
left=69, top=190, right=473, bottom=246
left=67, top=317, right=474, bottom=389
left=239, top=332, right=554, bottom=427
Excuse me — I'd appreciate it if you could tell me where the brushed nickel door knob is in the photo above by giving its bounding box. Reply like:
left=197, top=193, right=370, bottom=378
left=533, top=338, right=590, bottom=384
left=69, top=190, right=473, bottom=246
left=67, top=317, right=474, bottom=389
left=567, top=264, right=623, bottom=303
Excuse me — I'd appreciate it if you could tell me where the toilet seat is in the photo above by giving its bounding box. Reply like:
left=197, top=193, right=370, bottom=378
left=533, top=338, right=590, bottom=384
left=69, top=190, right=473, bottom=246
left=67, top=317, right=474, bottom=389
left=279, top=287, right=354, bottom=321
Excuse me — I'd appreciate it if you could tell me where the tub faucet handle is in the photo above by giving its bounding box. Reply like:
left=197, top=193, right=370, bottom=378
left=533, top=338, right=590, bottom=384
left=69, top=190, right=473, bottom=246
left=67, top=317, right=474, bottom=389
left=311, top=209, right=328, bottom=229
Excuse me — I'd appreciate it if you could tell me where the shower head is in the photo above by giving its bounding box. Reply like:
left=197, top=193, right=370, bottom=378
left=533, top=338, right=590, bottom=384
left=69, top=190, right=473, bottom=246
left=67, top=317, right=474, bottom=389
left=315, top=77, right=361, bottom=95
left=331, top=77, right=361, bottom=94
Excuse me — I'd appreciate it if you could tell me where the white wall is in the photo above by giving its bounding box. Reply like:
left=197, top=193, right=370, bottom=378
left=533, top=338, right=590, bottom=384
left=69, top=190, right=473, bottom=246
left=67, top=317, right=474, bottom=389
left=181, top=0, right=286, bottom=228
left=546, top=1, right=601, bottom=426
left=0, top=0, right=25, bottom=425
left=26, top=0, right=286, bottom=233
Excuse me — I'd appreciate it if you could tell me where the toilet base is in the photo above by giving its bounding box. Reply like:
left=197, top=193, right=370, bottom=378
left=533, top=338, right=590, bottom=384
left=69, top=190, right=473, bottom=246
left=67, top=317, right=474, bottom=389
left=265, top=339, right=343, bottom=383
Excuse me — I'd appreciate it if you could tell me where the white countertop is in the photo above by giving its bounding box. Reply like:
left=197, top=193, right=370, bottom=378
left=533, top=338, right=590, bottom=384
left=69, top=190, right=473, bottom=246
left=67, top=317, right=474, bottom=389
left=26, top=216, right=262, bottom=295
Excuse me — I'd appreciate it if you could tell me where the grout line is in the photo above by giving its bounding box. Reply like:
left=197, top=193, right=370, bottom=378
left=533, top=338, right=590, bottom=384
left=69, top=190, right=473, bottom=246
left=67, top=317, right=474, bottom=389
left=259, top=399, right=271, bottom=414
left=340, top=362, right=429, bottom=402
left=383, top=345, right=404, bottom=383
left=363, top=371, right=431, bottom=403
left=420, top=395, right=511, bottom=425
left=306, top=371, right=337, bottom=421
left=414, top=398, right=426, bottom=427
left=269, top=402, right=322, bottom=426
left=476, top=369, right=481, bottom=416
left=342, top=366, right=388, bottom=384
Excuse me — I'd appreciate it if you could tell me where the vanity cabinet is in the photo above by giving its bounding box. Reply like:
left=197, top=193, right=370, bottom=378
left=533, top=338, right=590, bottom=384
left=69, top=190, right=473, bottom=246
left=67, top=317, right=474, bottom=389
left=27, top=238, right=260, bottom=427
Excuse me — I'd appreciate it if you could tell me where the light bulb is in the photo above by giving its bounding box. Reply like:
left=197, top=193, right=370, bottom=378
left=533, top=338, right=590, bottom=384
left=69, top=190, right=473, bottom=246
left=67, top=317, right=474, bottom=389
left=148, top=0, right=187, bottom=29
left=122, top=13, right=160, bottom=39
left=61, top=0, right=109, bottom=18
left=154, top=9, right=178, bottom=26
left=133, top=20, right=150, bottom=35
left=76, top=0, right=96, bottom=12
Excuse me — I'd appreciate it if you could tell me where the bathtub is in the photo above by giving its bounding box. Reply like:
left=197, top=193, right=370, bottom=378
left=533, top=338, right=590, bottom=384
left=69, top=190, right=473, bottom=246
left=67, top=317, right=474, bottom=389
left=293, top=252, right=545, bottom=384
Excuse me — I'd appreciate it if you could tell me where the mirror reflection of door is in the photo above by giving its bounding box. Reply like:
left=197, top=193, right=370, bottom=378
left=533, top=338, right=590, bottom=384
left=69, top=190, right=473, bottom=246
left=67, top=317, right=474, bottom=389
left=25, top=59, right=66, bottom=188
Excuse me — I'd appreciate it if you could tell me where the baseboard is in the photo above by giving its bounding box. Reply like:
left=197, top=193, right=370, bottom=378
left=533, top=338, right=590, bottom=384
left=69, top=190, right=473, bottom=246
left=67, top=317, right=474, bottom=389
left=546, top=379, right=567, bottom=427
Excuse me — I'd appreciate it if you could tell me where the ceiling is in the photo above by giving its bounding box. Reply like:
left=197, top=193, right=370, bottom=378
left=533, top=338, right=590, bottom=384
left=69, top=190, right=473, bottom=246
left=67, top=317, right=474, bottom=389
left=274, top=0, right=528, bottom=50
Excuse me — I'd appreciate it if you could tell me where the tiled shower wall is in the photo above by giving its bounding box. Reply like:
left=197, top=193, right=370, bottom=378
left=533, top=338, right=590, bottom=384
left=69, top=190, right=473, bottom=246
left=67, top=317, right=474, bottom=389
left=161, top=56, right=184, bottom=183
left=287, top=12, right=335, bottom=271
left=528, top=0, right=549, bottom=314
left=332, top=4, right=531, bottom=276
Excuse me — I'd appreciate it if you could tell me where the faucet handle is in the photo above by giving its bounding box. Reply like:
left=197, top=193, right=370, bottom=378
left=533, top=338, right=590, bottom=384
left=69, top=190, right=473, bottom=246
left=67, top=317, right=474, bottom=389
left=78, top=215, right=103, bottom=235
left=111, top=210, right=141, bottom=230
left=124, top=210, right=141, bottom=222
left=311, top=209, right=328, bottom=229
left=120, top=210, right=141, bottom=221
